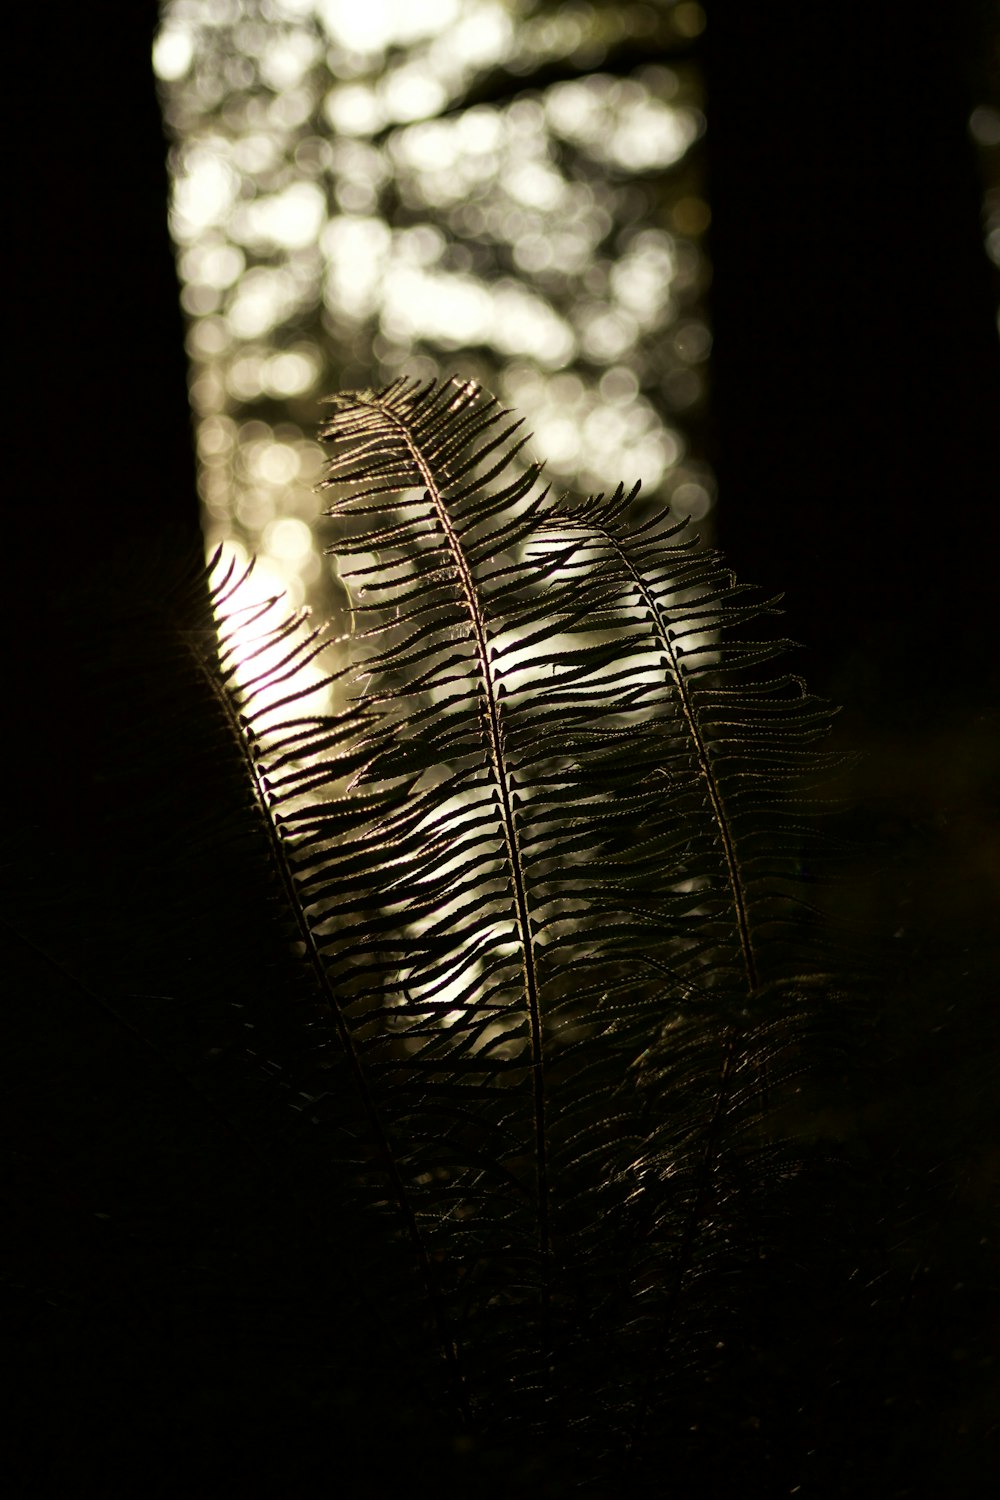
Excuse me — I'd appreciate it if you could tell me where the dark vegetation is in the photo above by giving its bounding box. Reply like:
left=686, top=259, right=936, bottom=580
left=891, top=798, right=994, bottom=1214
left=3, top=5, right=997, bottom=1495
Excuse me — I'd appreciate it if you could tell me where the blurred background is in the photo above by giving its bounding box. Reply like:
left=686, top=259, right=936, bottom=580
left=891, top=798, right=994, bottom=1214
left=4, top=2, right=999, bottom=1489
left=154, top=0, right=716, bottom=654
left=151, top=0, right=1000, bottom=730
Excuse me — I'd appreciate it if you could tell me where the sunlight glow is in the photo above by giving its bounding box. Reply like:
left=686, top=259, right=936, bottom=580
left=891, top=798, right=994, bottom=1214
left=234, top=182, right=327, bottom=250
left=172, top=148, right=239, bottom=237
left=315, top=0, right=461, bottom=53
left=163, top=0, right=707, bottom=512
left=266, top=347, right=321, bottom=396
left=227, top=266, right=306, bottom=339
left=381, top=66, right=448, bottom=123
left=377, top=266, right=576, bottom=367
left=264, top=515, right=313, bottom=561
left=152, top=27, right=194, bottom=81
left=321, top=215, right=391, bottom=318
left=324, top=84, right=385, bottom=137
left=211, top=541, right=334, bottom=719
left=161, top=0, right=713, bottom=775
left=444, top=7, right=513, bottom=66
left=502, top=366, right=682, bottom=493
left=546, top=77, right=702, bottom=172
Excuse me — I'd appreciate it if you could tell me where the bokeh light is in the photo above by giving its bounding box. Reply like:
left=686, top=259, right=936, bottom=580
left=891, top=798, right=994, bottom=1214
left=157, top=0, right=715, bottom=648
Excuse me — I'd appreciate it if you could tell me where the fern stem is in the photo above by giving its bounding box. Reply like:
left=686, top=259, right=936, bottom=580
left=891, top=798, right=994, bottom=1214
left=596, top=521, right=760, bottom=1001
left=577, top=517, right=764, bottom=1480
left=379, top=394, right=552, bottom=1271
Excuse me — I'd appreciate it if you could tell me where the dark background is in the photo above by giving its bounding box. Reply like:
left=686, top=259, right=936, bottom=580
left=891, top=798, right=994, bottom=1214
left=4, top=3, right=997, bottom=1492
left=706, top=1, right=1000, bottom=732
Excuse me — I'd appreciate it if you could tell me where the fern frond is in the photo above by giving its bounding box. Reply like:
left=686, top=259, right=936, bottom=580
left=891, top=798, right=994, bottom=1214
left=205, top=377, right=851, bottom=1474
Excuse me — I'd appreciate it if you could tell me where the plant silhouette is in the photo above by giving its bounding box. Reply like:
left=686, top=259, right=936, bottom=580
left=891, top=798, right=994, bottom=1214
left=190, top=375, right=855, bottom=1489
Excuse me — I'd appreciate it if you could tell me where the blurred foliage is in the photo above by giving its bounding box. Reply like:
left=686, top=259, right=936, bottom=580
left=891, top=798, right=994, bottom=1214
left=156, top=0, right=713, bottom=634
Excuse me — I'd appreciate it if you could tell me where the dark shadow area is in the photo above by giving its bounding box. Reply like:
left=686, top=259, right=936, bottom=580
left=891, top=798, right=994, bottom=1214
left=3, top=5, right=997, bottom=1495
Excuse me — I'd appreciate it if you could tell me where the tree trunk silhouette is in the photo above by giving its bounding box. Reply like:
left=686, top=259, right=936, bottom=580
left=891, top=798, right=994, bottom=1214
left=705, top=0, right=1000, bottom=728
